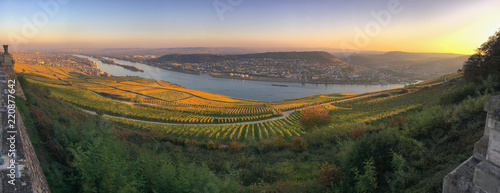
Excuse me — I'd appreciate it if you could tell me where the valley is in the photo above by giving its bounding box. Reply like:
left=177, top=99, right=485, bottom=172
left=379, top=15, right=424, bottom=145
left=7, top=36, right=496, bottom=192
left=16, top=61, right=489, bottom=192
left=12, top=54, right=463, bottom=145
left=3, top=0, right=498, bottom=192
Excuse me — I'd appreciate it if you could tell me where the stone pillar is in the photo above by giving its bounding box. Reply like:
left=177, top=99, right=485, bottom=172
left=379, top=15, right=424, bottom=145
left=443, top=94, right=500, bottom=193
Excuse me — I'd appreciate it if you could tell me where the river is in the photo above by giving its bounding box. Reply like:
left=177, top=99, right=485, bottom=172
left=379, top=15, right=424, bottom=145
left=74, top=55, right=405, bottom=101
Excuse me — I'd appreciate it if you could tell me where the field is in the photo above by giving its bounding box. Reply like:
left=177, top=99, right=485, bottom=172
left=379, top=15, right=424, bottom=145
left=14, top=62, right=444, bottom=143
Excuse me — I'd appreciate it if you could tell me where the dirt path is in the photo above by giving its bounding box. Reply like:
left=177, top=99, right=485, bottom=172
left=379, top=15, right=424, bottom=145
left=80, top=89, right=401, bottom=126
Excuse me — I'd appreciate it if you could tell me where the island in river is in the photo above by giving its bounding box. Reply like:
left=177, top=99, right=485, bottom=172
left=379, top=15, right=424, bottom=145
left=93, top=55, right=144, bottom=72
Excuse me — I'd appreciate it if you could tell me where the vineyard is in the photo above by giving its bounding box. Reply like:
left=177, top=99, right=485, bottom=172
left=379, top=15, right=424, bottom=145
left=108, top=111, right=304, bottom=142
left=14, top=63, right=353, bottom=121
left=13, top=62, right=445, bottom=143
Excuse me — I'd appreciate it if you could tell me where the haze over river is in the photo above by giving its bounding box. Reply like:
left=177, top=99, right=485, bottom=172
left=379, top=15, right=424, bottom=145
left=75, top=55, right=405, bottom=101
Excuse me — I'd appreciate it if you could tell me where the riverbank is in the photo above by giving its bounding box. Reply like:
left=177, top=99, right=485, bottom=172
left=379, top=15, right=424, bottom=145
left=209, top=72, right=405, bottom=85
left=74, top=54, right=406, bottom=101
left=109, top=57, right=411, bottom=85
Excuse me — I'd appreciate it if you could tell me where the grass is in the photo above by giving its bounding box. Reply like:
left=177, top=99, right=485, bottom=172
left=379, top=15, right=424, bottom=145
left=417, top=72, right=463, bottom=86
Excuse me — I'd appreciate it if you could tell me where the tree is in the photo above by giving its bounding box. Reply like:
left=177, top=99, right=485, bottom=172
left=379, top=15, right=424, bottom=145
left=340, top=128, right=424, bottom=192
left=464, top=29, right=500, bottom=82
left=291, top=137, right=308, bottom=152
left=387, top=115, right=407, bottom=129
left=387, top=152, right=408, bottom=193
left=463, top=54, right=485, bottom=82
left=229, top=141, right=240, bottom=153
left=355, top=159, right=378, bottom=193
left=349, top=128, right=366, bottom=139
left=207, top=140, right=218, bottom=149
left=318, top=162, right=345, bottom=188
left=300, top=106, right=331, bottom=130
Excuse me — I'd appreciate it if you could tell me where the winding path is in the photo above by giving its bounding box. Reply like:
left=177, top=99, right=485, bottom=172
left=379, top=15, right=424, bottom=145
left=79, top=89, right=401, bottom=126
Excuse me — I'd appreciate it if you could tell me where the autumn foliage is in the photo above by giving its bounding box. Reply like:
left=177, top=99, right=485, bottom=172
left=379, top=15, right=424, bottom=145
left=229, top=141, right=240, bottom=153
left=292, top=137, right=308, bottom=152
left=300, top=106, right=331, bottom=130
left=318, top=162, right=345, bottom=188
left=207, top=140, right=218, bottom=149
left=349, top=128, right=366, bottom=140
left=387, top=115, right=407, bottom=129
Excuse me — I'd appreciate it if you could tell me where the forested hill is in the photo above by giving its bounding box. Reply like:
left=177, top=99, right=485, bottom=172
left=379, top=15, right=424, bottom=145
left=347, top=51, right=469, bottom=79
left=149, top=51, right=347, bottom=64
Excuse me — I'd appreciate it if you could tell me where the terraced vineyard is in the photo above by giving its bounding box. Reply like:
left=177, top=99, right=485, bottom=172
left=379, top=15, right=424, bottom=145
left=14, top=62, right=445, bottom=143
left=108, top=112, right=304, bottom=142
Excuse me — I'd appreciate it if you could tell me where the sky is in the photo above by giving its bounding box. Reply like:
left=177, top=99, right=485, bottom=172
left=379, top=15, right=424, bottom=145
left=1, top=0, right=499, bottom=54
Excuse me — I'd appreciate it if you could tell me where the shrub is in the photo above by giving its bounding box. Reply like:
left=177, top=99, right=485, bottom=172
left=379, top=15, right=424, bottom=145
left=439, top=82, right=477, bottom=105
left=378, top=93, right=391, bottom=98
left=184, top=139, right=197, bottom=147
left=132, top=95, right=143, bottom=103
left=354, top=160, right=378, bottom=193
left=249, top=179, right=314, bottom=193
left=340, top=128, right=424, bottom=191
left=300, top=106, right=331, bottom=130
left=207, top=140, right=218, bottom=149
left=387, top=152, right=408, bottom=192
left=387, top=115, right=407, bottom=129
left=273, top=136, right=288, bottom=150
left=257, top=139, right=274, bottom=153
left=406, top=105, right=446, bottom=137
left=149, top=129, right=166, bottom=141
left=229, top=141, right=240, bottom=153
left=349, top=128, right=366, bottom=140
left=114, top=127, right=128, bottom=140
left=318, top=162, right=345, bottom=188
left=291, top=137, right=308, bottom=152
left=96, top=108, right=105, bottom=116
left=398, top=88, right=409, bottom=94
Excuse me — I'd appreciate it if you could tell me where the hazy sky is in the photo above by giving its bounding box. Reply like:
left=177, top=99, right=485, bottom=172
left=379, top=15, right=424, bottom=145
left=1, top=0, right=499, bottom=54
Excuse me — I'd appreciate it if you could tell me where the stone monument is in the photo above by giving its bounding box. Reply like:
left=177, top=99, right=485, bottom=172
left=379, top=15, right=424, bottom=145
left=3, top=45, right=9, bottom=54
left=443, top=94, right=500, bottom=192
left=1, top=45, right=14, bottom=66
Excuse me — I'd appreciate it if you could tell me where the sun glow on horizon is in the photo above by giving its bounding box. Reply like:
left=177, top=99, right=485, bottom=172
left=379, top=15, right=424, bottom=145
left=1, top=0, right=499, bottom=54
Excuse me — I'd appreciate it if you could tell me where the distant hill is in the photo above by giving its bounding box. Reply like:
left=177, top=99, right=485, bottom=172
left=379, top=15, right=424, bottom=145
left=150, top=51, right=347, bottom=64
left=346, top=51, right=469, bottom=79
left=68, top=47, right=259, bottom=57
left=100, top=47, right=257, bottom=55
left=67, top=47, right=389, bottom=61
left=349, top=51, right=467, bottom=65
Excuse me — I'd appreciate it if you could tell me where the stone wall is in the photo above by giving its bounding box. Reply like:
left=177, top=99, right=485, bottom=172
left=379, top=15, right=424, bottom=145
left=11, top=68, right=51, bottom=192
left=443, top=94, right=500, bottom=193
left=0, top=66, right=49, bottom=192
left=0, top=45, right=49, bottom=192
left=16, top=108, right=51, bottom=193
left=1, top=66, right=25, bottom=100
